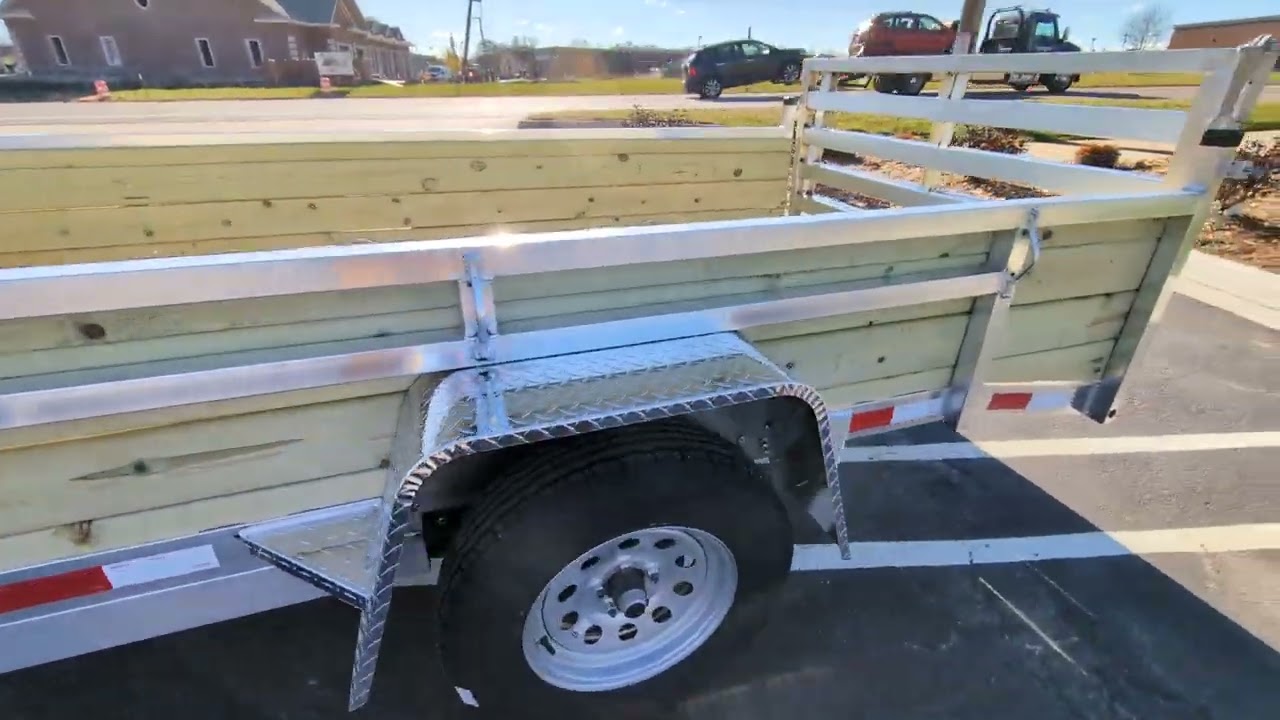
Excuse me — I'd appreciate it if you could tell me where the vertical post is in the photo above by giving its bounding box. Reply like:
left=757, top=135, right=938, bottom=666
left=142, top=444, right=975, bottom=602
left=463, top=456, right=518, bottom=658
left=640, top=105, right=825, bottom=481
left=1074, top=37, right=1278, bottom=423
left=460, top=0, right=477, bottom=82
left=788, top=66, right=832, bottom=214
left=922, top=0, right=986, bottom=190
left=944, top=208, right=1039, bottom=430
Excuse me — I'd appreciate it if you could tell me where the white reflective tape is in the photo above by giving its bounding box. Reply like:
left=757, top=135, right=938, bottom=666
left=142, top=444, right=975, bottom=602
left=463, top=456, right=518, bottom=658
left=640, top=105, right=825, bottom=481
left=455, top=687, right=479, bottom=707
left=1025, top=391, right=1073, bottom=411
left=890, top=397, right=944, bottom=424
left=100, top=545, right=220, bottom=589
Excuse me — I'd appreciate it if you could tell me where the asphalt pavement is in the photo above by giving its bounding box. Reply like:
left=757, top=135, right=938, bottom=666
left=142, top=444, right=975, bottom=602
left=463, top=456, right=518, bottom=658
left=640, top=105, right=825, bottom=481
left=2, top=293, right=1276, bottom=720
left=2, top=84, right=1276, bottom=132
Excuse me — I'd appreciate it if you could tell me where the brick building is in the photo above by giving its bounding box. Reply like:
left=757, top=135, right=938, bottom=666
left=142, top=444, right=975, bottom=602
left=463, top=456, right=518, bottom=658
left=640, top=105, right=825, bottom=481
left=0, top=0, right=413, bottom=86
left=1168, top=15, right=1280, bottom=66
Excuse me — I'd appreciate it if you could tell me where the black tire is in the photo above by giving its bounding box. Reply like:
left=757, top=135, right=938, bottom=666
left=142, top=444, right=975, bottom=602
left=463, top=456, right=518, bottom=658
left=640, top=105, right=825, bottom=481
left=898, top=73, right=928, bottom=96
left=872, top=74, right=898, bottom=94
left=1009, top=83, right=1032, bottom=93
left=435, top=420, right=793, bottom=717
left=779, top=62, right=802, bottom=85
left=1041, top=73, right=1073, bottom=94
left=698, top=77, right=723, bottom=99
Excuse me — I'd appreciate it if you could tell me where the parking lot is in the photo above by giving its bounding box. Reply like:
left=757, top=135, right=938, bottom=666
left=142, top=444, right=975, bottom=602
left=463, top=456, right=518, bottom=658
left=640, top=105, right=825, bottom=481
left=2, top=292, right=1277, bottom=720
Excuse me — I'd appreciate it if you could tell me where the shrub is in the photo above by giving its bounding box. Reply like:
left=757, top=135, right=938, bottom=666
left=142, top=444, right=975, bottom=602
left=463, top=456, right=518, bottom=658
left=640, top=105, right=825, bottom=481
left=1217, top=138, right=1279, bottom=209
left=1075, top=143, right=1121, bottom=168
left=624, top=105, right=697, bottom=127
left=951, top=126, right=1028, bottom=155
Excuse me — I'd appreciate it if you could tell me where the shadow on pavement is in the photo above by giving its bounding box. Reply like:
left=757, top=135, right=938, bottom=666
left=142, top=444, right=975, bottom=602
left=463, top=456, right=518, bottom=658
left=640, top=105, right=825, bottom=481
left=2, top=423, right=1277, bottom=720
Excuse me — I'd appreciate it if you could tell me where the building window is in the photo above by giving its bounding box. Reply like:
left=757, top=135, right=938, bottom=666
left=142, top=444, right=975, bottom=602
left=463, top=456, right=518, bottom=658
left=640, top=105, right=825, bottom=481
left=287, top=35, right=299, bottom=60
left=48, top=36, right=70, bottom=66
left=99, top=36, right=122, bottom=66
left=135, top=0, right=151, bottom=8
left=245, top=39, right=264, bottom=68
left=195, top=38, right=215, bottom=68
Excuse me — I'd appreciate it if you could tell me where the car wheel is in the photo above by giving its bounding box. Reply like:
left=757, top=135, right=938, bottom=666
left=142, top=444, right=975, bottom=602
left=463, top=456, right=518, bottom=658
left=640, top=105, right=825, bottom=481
left=898, top=73, right=927, bottom=96
left=699, top=77, right=723, bottom=99
left=1042, top=73, right=1073, bottom=94
left=435, top=421, right=793, bottom=716
left=780, top=63, right=801, bottom=85
left=872, top=74, right=898, bottom=94
left=1009, top=83, right=1032, bottom=93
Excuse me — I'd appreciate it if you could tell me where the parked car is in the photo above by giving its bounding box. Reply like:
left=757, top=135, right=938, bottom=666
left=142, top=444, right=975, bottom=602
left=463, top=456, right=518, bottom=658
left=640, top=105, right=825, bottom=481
left=683, top=40, right=808, bottom=99
left=849, top=11, right=957, bottom=58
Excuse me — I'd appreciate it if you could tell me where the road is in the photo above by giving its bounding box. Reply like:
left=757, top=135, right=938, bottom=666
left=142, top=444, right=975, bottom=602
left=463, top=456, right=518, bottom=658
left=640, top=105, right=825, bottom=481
left=2, top=85, right=1276, bottom=133
left=3, top=291, right=1277, bottom=720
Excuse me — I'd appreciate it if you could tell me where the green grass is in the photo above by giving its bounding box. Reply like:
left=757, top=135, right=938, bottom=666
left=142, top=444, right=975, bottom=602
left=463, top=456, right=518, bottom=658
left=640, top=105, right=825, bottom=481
left=109, top=71, right=1279, bottom=102
left=1032, top=97, right=1280, bottom=132
left=531, top=99, right=1280, bottom=137
left=110, top=86, right=324, bottom=101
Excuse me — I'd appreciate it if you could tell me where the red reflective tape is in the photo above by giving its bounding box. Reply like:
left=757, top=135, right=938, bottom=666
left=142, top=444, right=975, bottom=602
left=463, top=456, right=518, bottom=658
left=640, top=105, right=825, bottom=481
left=988, top=392, right=1034, bottom=411
left=849, top=406, right=895, bottom=432
left=0, top=566, right=113, bottom=614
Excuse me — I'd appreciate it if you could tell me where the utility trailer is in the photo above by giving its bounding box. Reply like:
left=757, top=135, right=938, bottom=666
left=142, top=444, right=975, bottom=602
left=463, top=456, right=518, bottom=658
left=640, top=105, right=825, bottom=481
left=0, top=39, right=1274, bottom=717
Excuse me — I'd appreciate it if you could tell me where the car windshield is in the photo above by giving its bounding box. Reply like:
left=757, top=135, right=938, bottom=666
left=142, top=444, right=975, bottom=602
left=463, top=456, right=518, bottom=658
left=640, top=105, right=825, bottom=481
left=990, top=11, right=1023, bottom=40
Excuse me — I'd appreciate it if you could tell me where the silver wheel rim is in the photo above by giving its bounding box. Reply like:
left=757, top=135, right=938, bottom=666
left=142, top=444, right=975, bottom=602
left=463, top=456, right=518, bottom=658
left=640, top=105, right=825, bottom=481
left=1054, top=74, right=1071, bottom=85
left=783, top=66, right=799, bottom=82
left=521, top=526, right=737, bottom=692
left=704, top=79, right=720, bottom=96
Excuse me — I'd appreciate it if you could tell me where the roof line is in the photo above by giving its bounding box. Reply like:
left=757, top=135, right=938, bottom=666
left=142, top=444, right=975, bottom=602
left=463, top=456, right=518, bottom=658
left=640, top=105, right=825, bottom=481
left=1172, top=15, right=1280, bottom=31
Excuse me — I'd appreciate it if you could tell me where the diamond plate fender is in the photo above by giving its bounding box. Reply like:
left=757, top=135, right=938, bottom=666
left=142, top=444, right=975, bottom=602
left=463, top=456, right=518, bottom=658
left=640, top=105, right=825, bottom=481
left=240, top=332, right=846, bottom=711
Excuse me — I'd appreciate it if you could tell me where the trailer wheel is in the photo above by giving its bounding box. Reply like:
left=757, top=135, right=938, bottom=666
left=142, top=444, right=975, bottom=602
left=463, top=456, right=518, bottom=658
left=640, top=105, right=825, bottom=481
left=435, top=420, right=793, bottom=715
left=1042, top=74, right=1073, bottom=94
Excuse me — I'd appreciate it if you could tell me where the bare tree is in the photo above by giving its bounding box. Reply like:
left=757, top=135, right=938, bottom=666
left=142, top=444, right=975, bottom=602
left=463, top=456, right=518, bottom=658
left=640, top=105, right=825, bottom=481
left=1120, top=4, right=1172, bottom=51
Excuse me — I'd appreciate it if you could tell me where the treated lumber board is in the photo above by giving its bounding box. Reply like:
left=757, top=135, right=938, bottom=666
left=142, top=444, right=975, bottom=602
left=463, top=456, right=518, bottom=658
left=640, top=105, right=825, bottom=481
left=0, top=153, right=791, bottom=211
left=0, top=469, right=384, bottom=573
left=0, top=138, right=793, bottom=170
left=821, top=368, right=955, bottom=408
left=0, top=377, right=413, bottom=453
left=0, top=282, right=459, bottom=354
left=0, top=309, right=461, bottom=380
left=0, top=394, right=401, bottom=535
left=0, top=209, right=767, bottom=269
left=499, top=255, right=990, bottom=329
left=757, top=290, right=1137, bottom=392
left=758, top=314, right=971, bottom=392
left=2, top=181, right=787, bottom=252
left=990, top=340, right=1115, bottom=383
left=1014, top=239, right=1156, bottom=305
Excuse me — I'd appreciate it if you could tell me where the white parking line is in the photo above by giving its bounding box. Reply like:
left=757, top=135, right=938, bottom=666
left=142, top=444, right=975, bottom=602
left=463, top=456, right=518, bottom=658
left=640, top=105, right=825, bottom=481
left=791, top=523, right=1280, bottom=571
left=840, top=431, right=1280, bottom=463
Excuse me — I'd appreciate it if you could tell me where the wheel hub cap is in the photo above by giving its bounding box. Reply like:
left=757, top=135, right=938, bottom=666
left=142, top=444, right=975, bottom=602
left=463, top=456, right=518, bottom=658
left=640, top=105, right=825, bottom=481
left=521, top=526, right=737, bottom=692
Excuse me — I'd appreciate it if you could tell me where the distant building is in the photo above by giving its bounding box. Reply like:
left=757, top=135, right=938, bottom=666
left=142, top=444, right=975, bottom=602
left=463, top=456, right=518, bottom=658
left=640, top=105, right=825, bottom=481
left=0, top=0, right=413, bottom=86
left=1168, top=15, right=1280, bottom=65
left=532, top=46, right=691, bottom=80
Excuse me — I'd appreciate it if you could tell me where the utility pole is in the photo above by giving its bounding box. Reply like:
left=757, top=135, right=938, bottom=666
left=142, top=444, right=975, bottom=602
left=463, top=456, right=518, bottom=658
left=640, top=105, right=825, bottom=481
left=460, top=0, right=480, bottom=83
left=747, top=27, right=752, bottom=40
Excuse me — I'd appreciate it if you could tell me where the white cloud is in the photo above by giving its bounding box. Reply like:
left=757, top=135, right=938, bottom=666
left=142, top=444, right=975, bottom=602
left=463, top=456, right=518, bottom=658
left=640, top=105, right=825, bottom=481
left=644, top=0, right=669, bottom=6
left=534, top=22, right=554, bottom=33
left=675, top=8, right=685, bottom=15
left=516, top=19, right=531, bottom=27
left=613, top=26, right=626, bottom=37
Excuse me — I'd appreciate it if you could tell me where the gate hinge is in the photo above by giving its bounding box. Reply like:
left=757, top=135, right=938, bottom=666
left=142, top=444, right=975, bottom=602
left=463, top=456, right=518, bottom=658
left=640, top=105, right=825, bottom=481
left=1003, top=208, right=1042, bottom=296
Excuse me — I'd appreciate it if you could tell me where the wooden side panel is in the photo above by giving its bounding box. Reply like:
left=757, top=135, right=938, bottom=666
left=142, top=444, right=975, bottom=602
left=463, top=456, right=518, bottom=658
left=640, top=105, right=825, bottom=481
left=0, top=137, right=791, bottom=268
left=0, top=214, right=1166, bottom=570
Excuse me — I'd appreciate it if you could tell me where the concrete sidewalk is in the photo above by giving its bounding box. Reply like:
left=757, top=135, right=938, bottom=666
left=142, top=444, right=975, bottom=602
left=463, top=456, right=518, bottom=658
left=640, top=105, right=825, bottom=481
left=1179, top=251, right=1280, bottom=329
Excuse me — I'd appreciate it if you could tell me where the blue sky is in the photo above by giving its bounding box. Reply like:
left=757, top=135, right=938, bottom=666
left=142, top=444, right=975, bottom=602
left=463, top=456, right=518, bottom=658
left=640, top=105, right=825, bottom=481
left=354, top=0, right=1272, bottom=56
left=0, top=1, right=1268, bottom=53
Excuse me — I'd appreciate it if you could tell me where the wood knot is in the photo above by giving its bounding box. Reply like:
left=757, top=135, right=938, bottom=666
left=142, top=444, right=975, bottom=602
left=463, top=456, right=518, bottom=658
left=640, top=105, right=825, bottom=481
left=469, top=160, right=488, bottom=172
left=76, top=322, right=107, bottom=341
left=617, top=153, right=630, bottom=162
